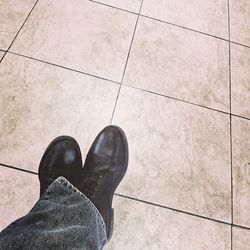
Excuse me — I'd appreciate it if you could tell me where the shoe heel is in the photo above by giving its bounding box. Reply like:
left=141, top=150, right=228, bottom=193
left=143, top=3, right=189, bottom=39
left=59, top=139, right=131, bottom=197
left=107, top=208, right=114, bottom=242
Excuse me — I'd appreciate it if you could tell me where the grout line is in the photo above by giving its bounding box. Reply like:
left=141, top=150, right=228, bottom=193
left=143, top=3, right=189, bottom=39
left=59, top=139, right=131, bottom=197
left=115, top=193, right=229, bottom=226
left=115, top=193, right=250, bottom=231
left=232, top=224, right=250, bottom=231
left=1, top=0, right=249, bottom=124
left=121, top=4, right=143, bottom=83
left=8, top=51, right=120, bottom=85
left=231, top=40, right=250, bottom=49
left=125, top=85, right=250, bottom=122
left=87, top=0, right=138, bottom=15
left=0, top=49, right=7, bottom=64
left=0, top=0, right=39, bottom=63
left=231, top=113, right=250, bottom=121
left=141, top=14, right=229, bottom=42
left=7, top=0, right=39, bottom=51
left=227, top=0, right=233, bottom=248
left=109, top=0, right=144, bottom=124
left=86, top=0, right=250, bottom=49
left=109, top=84, right=122, bottom=124
left=0, top=51, right=7, bottom=63
left=6, top=52, right=250, bottom=123
left=124, top=84, right=230, bottom=115
left=0, top=163, right=38, bottom=175
left=1, top=0, right=249, bottom=55
left=1, top=161, right=250, bottom=231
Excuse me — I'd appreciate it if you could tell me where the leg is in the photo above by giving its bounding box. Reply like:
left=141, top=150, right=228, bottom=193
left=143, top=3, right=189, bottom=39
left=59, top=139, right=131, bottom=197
left=0, top=177, right=107, bottom=250
left=0, top=126, right=128, bottom=249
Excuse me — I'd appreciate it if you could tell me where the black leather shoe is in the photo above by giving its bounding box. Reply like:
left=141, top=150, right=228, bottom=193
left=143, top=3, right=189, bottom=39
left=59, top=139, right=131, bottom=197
left=38, top=136, right=82, bottom=197
left=79, top=126, right=128, bottom=241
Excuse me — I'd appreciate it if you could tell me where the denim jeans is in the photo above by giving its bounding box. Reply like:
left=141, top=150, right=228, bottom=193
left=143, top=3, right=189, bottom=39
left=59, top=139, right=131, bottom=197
left=0, top=177, right=107, bottom=250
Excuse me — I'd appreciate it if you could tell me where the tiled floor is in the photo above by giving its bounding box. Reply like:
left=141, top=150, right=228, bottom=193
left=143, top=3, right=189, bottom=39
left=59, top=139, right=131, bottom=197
left=0, top=0, right=249, bottom=249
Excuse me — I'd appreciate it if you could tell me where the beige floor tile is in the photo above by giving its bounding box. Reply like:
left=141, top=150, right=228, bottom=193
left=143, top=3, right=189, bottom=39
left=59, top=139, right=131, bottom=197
left=231, top=44, right=250, bottom=119
left=96, top=0, right=142, bottom=12
left=106, top=196, right=231, bottom=250
left=141, top=0, right=228, bottom=39
left=0, top=51, right=5, bottom=61
left=10, top=0, right=137, bottom=82
left=230, top=0, right=250, bottom=47
left=0, top=0, right=36, bottom=50
left=0, top=166, right=39, bottom=230
left=233, top=227, right=250, bottom=250
left=232, top=117, right=250, bottom=228
left=0, top=53, right=119, bottom=172
left=124, top=17, right=230, bottom=112
left=112, top=86, right=231, bottom=222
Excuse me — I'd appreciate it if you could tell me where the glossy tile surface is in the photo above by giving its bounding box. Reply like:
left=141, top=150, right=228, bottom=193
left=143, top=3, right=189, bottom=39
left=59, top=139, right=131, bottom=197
left=1, top=0, right=250, bottom=247
left=230, top=0, right=250, bottom=46
left=96, top=0, right=142, bottom=12
left=0, top=166, right=39, bottom=230
left=124, top=17, right=230, bottom=112
left=0, top=53, right=119, bottom=172
left=113, top=86, right=231, bottom=222
left=231, top=44, right=250, bottom=119
left=141, top=0, right=228, bottom=38
left=0, top=0, right=36, bottom=50
left=107, top=196, right=231, bottom=249
left=10, top=0, right=137, bottom=82
left=232, top=117, right=250, bottom=228
left=233, top=227, right=250, bottom=250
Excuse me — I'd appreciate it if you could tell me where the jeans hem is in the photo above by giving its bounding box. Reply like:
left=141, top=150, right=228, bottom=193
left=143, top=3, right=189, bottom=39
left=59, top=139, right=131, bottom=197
left=54, top=176, right=106, bottom=233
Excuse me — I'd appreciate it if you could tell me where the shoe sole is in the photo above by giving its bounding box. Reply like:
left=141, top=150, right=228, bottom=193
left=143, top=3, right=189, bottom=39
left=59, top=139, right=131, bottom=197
left=105, top=125, right=129, bottom=241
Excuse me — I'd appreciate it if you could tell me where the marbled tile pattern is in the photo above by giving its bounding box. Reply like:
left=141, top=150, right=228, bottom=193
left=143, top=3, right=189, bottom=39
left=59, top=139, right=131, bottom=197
left=232, top=117, right=250, bottom=228
left=233, top=227, right=250, bottom=250
left=106, top=196, right=231, bottom=250
left=230, top=0, right=250, bottom=46
left=1, top=0, right=250, bottom=248
left=9, top=0, right=137, bottom=82
left=96, top=0, right=142, bottom=12
left=124, top=17, right=230, bottom=112
left=0, top=53, right=119, bottom=172
left=0, top=0, right=37, bottom=50
left=0, top=166, right=39, bottom=230
left=141, top=0, right=228, bottom=39
left=231, top=44, right=250, bottom=119
left=113, top=86, right=231, bottom=222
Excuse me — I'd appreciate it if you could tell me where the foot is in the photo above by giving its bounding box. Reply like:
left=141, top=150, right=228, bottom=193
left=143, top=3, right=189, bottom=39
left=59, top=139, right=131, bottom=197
left=38, top=136, right=82, bottom=197
left=79, top=126, right=128, bottom=241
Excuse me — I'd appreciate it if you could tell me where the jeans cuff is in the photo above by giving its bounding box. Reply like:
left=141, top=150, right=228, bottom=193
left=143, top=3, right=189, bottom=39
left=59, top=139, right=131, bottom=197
left=53, top=176, right=106, bottom=233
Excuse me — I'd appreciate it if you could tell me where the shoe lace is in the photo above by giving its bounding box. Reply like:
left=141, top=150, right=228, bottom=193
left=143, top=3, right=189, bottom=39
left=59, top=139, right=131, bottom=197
left=80, top=171, right=104, bottom=198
